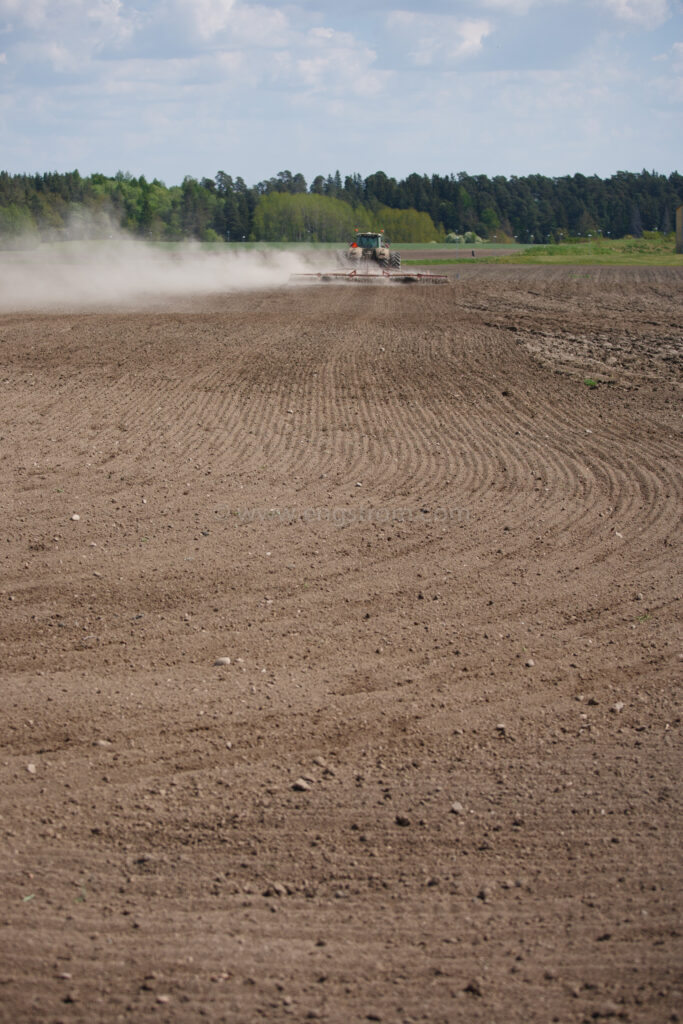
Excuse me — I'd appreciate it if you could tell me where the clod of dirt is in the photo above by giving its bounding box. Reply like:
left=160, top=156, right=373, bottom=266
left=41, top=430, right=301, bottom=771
left=264, top=882, right=289, bottom=897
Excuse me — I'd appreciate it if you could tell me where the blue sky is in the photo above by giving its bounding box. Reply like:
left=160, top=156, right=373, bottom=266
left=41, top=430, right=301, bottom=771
left=0, top=0, right=681, bottom=187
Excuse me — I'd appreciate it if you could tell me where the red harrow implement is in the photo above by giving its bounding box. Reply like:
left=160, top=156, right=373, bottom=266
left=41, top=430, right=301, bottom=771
left=290, top=268, right=449, bottom=285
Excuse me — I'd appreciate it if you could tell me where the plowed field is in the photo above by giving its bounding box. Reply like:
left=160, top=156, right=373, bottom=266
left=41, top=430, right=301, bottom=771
left=1, top=266, right=681, bottom=1023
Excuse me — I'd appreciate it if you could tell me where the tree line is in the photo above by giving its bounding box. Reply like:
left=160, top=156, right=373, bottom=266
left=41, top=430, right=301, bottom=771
left=0, top=167, right=680, bottom=245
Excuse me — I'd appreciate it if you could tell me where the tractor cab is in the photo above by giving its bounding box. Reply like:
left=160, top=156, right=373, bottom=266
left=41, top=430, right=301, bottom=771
left=355, top=232, right=386, bottom=249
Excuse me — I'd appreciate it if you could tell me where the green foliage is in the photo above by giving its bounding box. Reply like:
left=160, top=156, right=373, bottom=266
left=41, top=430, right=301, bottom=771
left=376, top=205, right=440, bottom=243
left=0, top=167, right=680, bottom=245
left=479, top=233, right=682, bottom=266
left=250, top=194, right=441, bottom=243
left=251, top=192, right=359, bottom=242
left=0, top=203, right=39, bottom=248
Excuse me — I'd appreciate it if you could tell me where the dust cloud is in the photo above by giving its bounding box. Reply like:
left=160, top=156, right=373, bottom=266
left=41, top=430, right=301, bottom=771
left=0, top=240, right=315, bottom=312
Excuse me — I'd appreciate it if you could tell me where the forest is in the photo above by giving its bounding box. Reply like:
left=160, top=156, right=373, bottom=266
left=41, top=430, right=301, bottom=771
left=0, top=167, right=680, bottom=245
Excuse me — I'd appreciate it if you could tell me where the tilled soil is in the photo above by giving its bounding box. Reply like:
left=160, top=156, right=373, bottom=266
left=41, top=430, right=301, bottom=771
left=1, top=266, right=681, bottom=1023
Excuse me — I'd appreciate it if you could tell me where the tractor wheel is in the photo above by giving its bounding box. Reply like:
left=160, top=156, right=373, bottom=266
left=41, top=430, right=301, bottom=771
left=378, top=255, right=389, bottom=268
left=390, top=251, right=401, bottom=268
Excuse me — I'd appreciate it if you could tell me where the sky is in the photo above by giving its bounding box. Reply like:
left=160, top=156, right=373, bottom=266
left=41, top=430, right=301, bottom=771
left=0, top=0, right=681, bottom=187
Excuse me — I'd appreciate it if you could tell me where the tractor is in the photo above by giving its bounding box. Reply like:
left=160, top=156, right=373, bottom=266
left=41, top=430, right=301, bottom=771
left=344, top=231, right=401, bottom=269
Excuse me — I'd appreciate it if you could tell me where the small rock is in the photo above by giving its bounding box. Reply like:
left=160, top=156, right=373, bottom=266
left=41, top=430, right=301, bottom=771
left=635, top=593, right=643, bottom=601
left=292, top=778, right=310, bottom=791
left=525, top=658, right=535, bottom=667
left=70, top=514, right=80, bottom=521
left=464, top=977, right=483, bottom=997
left=593, top=1000, right=619, bottom=1018
left=395, top=814, right=411, bottom=827
left=156, top=994, right=171, bottom=1005
left=214, top=657, right=231, bottom=666
left=27, top=763, right=36, bottom=774
left=450, top=801, right=464, bottom=815
left=264, top=882, right=288, bottom=897
left=611, top=701, right=625, bottom=713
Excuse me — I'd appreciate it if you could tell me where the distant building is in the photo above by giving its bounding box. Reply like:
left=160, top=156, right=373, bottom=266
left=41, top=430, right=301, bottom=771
left=677, top=204, right=683, bottom=254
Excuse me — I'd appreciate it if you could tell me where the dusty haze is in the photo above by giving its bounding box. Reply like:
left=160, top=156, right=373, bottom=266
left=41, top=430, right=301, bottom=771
left=0, top=240, right=314, bottom=311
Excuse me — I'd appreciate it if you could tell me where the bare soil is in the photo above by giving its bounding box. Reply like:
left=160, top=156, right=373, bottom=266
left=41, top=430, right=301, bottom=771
left=1, top=266, right=681, bottom=1024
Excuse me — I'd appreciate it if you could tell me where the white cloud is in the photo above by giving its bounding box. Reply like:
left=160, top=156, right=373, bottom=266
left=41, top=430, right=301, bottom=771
left=0, top=0, right=134, bottom=35
left=168, top=0, right=288, bottom=47
left=601, top=0, right=671, bottom=27
left=0, top=0, right=50, bottom=27
left=0, top=0, right=680, bottom=183
left=177, top=0, right=236, bottom=40
left=651, top=40, right=683, bottom=99
left=387, top=11, right=493, bottom=66
left=478, top=0, right=541, bottom=11
left=228, top=6, right=289, bottom=47
left=85, top=0, right=137, bottom=46
left=456, top=20, right=493, bottom=58
left=296, top=26, right=390, bottom=95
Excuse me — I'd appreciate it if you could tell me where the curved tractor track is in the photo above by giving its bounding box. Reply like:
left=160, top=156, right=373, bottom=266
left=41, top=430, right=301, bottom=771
left=0, top=266, right=681, bottom=1024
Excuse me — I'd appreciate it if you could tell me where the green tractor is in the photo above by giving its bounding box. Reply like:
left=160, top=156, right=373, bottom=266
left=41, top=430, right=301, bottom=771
left=344, top=230, right=401, bottom=269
